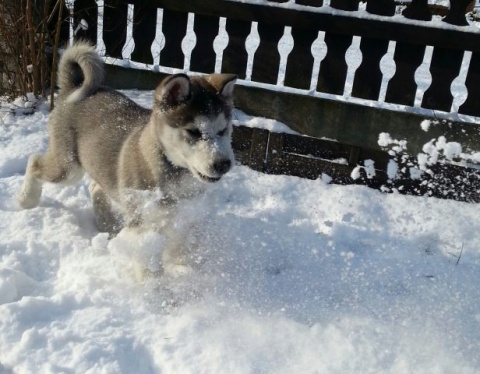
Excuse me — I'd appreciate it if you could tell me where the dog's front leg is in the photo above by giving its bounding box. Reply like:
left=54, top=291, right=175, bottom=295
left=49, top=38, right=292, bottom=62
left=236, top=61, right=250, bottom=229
left=120, top=192, right=193, bottom=277
left=160, top=218, right=197, bottom=277
left=89, top=181, right=123, bottom=236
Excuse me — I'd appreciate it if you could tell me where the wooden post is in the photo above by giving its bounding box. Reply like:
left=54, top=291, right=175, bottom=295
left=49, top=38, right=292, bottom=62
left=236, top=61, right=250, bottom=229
left=443, top=0, right=472, bottom=26
left=366, top=0, right=395, bottom=16
left=295, top=0, right=323, bottom=6
left=402, top=0, right=432, bottom=20
left=330, top=0, right=359, bottom=11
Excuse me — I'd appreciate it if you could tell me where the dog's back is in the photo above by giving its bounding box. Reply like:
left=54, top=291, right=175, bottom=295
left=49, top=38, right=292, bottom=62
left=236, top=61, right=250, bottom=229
left=51, top=43, right=151, bottom=198
left=18, top=42, right=151, bottom=209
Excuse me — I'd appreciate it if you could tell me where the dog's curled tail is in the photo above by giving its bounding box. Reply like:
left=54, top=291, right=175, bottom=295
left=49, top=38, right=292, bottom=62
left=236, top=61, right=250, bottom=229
left=57, top=42, right=105, bottom=103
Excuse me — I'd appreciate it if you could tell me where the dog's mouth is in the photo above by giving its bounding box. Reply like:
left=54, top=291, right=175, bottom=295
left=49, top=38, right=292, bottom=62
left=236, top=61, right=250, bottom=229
left=197, top=172, right=222, bottom=183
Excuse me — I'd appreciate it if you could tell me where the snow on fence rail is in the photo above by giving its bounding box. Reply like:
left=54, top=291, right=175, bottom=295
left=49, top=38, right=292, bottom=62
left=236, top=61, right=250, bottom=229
left=69, top=0, right=480, bottom=202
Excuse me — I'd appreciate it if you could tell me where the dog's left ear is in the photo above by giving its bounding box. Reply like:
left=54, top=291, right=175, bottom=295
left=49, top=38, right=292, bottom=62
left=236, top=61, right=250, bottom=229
left=206, top=74, right=237, bottom=100
left=156, top=74, right=191, bottom=109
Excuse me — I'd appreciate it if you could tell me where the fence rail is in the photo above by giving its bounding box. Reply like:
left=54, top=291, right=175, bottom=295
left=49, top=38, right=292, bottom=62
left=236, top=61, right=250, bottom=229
left=69, top=0, right=480, bottom=202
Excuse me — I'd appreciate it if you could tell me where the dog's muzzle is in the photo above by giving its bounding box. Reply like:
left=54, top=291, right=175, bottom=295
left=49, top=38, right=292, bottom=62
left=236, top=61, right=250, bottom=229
left=196, top=159, right=232, bottom=183
left=213, top=159, right=231, bottom=175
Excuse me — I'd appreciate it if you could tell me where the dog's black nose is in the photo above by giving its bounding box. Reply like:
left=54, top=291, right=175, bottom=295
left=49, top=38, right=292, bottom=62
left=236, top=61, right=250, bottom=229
left=213, top=159, right=231, bottom=174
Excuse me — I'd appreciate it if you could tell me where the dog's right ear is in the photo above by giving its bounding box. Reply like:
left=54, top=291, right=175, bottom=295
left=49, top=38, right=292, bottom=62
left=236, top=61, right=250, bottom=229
left=156, top=74, right=191, bottom=109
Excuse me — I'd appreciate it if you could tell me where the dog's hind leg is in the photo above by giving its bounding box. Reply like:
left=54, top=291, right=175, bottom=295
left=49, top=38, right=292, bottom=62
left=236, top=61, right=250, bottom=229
left=18, top=151, right=84, bottom=209
left=18, top=115, right=84, bottom=209
left=89, top=180, right=123, bottom=236
left=17, top=155, right=44, bottom=209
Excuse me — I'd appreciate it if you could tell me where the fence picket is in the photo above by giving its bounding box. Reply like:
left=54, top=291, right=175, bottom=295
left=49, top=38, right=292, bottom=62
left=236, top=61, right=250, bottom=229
left=459, top=52, right=480, bottom=117
left=414, top=46, right=433, bottom=107
left=450, top=51, right=470, bottom=113
left=96, top=0, right=106, bottom=54
left=121, top=4, right=135, bottom=61
left=151, top=9, right=164, bottom=67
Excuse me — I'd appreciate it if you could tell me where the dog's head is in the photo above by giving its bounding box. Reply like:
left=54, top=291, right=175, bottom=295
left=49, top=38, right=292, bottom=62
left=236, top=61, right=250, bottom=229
left=153, top=73, right=237, bottom=183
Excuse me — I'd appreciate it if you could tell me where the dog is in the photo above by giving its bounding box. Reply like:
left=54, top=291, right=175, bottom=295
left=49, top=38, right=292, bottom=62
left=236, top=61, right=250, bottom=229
left=18, top=42, right=236, bottom=267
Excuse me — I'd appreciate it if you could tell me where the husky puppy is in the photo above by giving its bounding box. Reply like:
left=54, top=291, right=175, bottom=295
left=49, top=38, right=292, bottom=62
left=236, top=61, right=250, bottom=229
left=18, top=42, right=236, bottom=244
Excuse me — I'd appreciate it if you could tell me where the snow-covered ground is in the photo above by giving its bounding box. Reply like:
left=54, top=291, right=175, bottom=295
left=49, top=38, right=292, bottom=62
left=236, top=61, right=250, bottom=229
left=0, top=91, right=479, bottom=373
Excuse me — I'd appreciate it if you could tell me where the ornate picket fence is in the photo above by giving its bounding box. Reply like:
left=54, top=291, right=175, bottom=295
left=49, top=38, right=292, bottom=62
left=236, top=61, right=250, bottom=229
left=68, top=0, right=480, bottom=202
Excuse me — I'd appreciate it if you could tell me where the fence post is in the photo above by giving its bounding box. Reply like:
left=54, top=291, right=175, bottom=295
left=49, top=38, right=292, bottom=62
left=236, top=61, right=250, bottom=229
left=402, top=0, right=432, bottom=20
left=443, top=0, right=472, bottom=26
left=366, top=0, right=395, bottom=16
left=330, top=0, right=359, bottom=11
left=295, top=0, right=323, bottom=5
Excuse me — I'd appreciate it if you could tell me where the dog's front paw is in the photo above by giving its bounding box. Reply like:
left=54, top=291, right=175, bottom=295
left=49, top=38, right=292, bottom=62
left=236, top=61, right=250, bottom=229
left=17, top=185, right=41, bottom=209
left=164, top=264, right=193, bottom=278
left=132, top=263, right=163, bottom=282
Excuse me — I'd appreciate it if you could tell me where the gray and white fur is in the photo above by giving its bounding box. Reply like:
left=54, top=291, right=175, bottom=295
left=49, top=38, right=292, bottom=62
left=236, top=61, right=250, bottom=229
left=18, top=42, right=237, bottom=250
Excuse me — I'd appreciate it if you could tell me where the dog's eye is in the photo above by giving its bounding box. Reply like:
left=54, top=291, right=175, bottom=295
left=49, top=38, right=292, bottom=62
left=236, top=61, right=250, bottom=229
left=217, top=128, right=227, bottom=137
left=186, top=128, right=202, bottom=139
